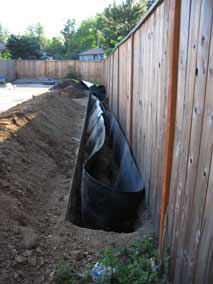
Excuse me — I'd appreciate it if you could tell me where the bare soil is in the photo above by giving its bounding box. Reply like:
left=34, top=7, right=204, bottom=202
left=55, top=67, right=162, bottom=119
left=0, top=81, right=153, bottom=284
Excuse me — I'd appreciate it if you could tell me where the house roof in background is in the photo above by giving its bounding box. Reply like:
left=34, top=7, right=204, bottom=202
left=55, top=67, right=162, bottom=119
left=79, top=48, right=104, bottom=56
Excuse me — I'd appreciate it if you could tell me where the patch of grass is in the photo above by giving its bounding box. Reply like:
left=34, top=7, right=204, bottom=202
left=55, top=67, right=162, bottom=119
left=98, top=237, right=162, bottom=284
left=54, top=261, right=75, bottom=284
left=55, top=237, right=168, bottom=284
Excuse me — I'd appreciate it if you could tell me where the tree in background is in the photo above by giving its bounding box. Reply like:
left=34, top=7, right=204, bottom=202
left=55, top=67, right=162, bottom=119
left=60, top=19, right=77, bottom=59
left=146, top=0, right=156, bottom=9
left=0, top=24, right=11, bottom=59
left=6, top=23, right=52, bottom=60
left=60, top=0, right=148, bottom=58
left=97, top=0, right=147, bottom=53
left=0, top=24, right=9, bottom=43
left=62, top=17, right=104, bottom=59
left=75, top=18, right=102, bottom=53
left=6, top=34, right=41, bottom=59
left=25, top=22, right=49, bottom=51
left=61, top=19, right=76, bottom=48
left=3, top=0, right=150, bottom=60
left=45, top=37, right=65, bottom=59
left=26, top=23, right=44, bottom=39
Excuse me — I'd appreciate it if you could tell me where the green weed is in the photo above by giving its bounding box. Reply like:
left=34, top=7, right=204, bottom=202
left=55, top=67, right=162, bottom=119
left=55, top=237, right=168, bottom=284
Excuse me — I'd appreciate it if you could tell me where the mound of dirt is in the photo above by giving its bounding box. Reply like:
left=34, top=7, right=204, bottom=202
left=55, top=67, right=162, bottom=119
left=52, top=79, right=86, bottom=91
left=0, top=81, right=153, bottom=284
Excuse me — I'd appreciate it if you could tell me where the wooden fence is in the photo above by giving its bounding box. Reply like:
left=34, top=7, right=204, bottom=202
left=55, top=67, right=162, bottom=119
left=0, top=1, right=212, bottom=282
left=104, top=0, right=213, bottom=283
left=168, top=0, right=213, bottom=283
left=16, top=60, right=104, bottom=83
left=0, top=60, right=16, bottom=81
left=0, top=60, right=104, bottom=83
left=105, top=0, right=171, bottom=232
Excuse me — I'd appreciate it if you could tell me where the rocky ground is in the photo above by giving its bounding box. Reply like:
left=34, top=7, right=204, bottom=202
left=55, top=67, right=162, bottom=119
left=0, top=81, right=153, bottom=284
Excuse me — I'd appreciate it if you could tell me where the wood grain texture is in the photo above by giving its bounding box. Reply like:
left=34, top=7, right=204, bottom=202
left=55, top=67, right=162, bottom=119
left=159, top=0, right=181, bottom=263
left=15, top=60, right=104, bottom=83
left=169, top=0, right=213, bottom=283
left=105, top=0, right=213, bottom=283
left=0, top=60, right=16, bottom=81
left=106, top=0, right=171, bottom=234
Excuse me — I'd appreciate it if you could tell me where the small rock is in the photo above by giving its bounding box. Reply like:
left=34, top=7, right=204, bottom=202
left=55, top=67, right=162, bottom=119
left=36, top=247, right=44, bottom=255
left=71, top=250, right=85, bottom=261
left=49, top=271, right=55, bottom=279
left=23, top=250, right=33, bottom=257
left=28, top=256, right=37, bottom=266
left=14, top=272, right=20, bottom=279
left=22, top=227, right=38, bottom=249
left=71, top=137, right=80, bottom=142
left=7, top=166, right=12, bottom=172
left=39, top=257, right=45, bottom=266
left=11, top=248, right=18, bottom=256
left=15, top=255, right=26, bottom=264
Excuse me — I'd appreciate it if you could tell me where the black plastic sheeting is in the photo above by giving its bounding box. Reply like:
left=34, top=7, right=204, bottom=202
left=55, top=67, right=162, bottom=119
left=89, top=85, right=106, bottom=101
left=81, top=80, right=106, bottom=101
left=81, top=95, right=145, bottom=232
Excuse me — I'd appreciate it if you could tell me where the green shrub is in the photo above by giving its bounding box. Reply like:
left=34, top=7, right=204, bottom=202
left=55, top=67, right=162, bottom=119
left=98, top=237, right=161, bottom=284
left=55, top=237, right=168, bottom=284
left=66, top=65, right=82, bottom=81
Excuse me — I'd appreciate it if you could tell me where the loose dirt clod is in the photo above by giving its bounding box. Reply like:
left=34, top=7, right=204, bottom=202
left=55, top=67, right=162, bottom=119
left=21, top=227, right=39, bottom=249
left=0, top=81, right=153, bottom=284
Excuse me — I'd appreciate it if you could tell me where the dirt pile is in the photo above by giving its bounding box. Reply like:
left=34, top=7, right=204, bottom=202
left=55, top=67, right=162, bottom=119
left=0, top=81, right=153, bottom=284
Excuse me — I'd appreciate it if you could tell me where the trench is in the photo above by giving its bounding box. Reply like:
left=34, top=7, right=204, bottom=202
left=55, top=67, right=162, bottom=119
left=0, top=80, right=151, bottom=284
left=66, top=87, right=145, bottom=233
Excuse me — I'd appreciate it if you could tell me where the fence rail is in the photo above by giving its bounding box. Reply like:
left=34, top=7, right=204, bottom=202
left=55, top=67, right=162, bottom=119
left=104, top=0, right=213, bottom=283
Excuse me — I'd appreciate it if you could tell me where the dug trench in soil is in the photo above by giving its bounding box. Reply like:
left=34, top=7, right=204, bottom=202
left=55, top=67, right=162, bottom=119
left=0, top=80, right=153, bottom=284
left=68, top=95, right=145, bottom=233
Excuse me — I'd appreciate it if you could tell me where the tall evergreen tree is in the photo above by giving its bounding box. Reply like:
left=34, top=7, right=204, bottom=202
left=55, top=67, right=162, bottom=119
left=61, top=19, right=76, bottom=47
left=97, top=0, right=147, bottom=53
left=25, top=23, right=48, bottom=50
left=6, top=34, right=41, bottom=59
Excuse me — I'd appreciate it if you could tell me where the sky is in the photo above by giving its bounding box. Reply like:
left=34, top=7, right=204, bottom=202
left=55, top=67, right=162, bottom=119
left=0, top=0, right=123, bottom=38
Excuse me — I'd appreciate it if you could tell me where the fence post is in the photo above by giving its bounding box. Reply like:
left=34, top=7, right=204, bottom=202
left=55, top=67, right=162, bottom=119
left=158, top=0, right=182, bottom=265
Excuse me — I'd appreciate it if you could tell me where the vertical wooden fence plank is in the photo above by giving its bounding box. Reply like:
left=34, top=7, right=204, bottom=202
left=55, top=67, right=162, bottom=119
left=129, top=34, right=134, bottom=147
left=158, top=0, right=181, bottom=263
left=194, top=21, right=213, bottom=282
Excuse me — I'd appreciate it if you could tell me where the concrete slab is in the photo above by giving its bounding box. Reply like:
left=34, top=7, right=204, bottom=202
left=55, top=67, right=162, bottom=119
left=0, top=84, right=52, bottom=114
